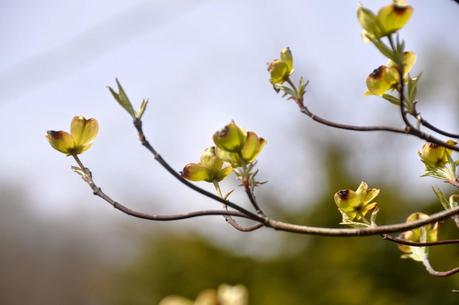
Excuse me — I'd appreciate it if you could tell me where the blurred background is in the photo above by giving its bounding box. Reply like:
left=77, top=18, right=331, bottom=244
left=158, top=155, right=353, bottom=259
left=1, top=0, right=459, bottom=304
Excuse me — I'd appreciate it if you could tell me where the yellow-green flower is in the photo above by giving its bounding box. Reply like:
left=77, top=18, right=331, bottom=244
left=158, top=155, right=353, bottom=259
left=377, top=2, right=413, bottom=35
left=334, top=181, right=380, bottom=222
left=213, top=121, right=266, bottom=167
left=365, top=65, right=400, bottom=96
left=388, top=51, right=417, bottom=77
left=418, top=140, right=457, bottom=168
left=213, top=121, right=246, bottom=153
left=398, top=212, right=438, bottom=262
left=182, top=147, right=233, bottom=183
left=357, top=2, right=413, bottom=39
left=357, top=4, right=384, bottom=39
left=46, top=116, right=99, bottom=155
left=280, top=47, right=294, bottom=76
left=268, top=47, right=294, bottom=85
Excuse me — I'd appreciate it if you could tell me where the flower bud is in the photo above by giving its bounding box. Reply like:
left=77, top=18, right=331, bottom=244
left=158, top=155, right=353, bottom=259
left=182, top=147, right=233, bottom=183
left=388, top=51, right=416, bottom=77
left=398, top=212, right=438, bottom=261
left=213, top=121, right=246, bottom=153
left=268, top=59, right=290, bottom=85
left=280, top=47, right=294, bottom=76
left=334, top=181, right=380, bottom=222
left=46, top=131, right=76, bottom=154
left=241, top=132, right=266, bottom=163
left=46, top=116, right=99, bottom=155
left=215, top=148, right=242, bottom=168
left=418, top=140, right=457, bottom=168
left=357, top=5, right=383, bottom=39
left=377, top=3, right=413, bottom=35
left=365, top=65, right=400, bottom=96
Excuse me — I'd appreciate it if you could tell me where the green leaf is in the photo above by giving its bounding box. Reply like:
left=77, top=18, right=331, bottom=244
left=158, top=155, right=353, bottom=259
left=382, top=94, right=400, bottom=105
left=432, top=186, right=450, bottom=210
left=108, top=78, right=136, bottom=118
left=298, top=77, right=309, bottom=99
left=368, top=36, right=396, bottom=61
left=370, top=207, right=379, bottom=226
left=136, top=99, right=149, bottom=119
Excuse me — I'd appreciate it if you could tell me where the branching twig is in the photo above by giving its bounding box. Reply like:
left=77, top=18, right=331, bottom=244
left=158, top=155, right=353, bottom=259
left=411, top=104, right=459, bottom=139
left=244, top=184, right=264, bottom=216
left=132, top=119, right=266, bottom=223
left=299, top=105, right=408, bottom=134
left=266, top=206, right=459, bottom=236
left=422, top=258, right=459, bottom=277
left=128, top=116, right=459, bottom=237
left=382, top=234, right=459, bottom=247
left=71, top=155, right=252, bottom=222
left=213, top=181, right=263, bottom=232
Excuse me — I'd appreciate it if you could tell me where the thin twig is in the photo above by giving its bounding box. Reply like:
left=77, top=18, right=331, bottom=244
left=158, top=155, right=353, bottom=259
left=72, top=155, right=252, bottom=222
left=132, top=119, right=266, bottom=223
left=392, top=41, right=459, bottom=152
left=419, top=116, right=459, bottom=139
left=382, top=234, right=459, bottom=247
left=422, top=258, right=459, bottom=277
left=214, top=181, right=263, bottom=232
left=266, top=205, right=459, bottom=236
left=410, top=104, right=459, bottom=139
left=300, top=106, right=408, bottom=134
left=244, top=184, right=265, bottom=216
left=131, top=117, right=459, bottom=237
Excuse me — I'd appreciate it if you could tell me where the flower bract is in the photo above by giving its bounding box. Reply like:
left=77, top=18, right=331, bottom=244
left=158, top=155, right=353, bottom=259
left=268, top=47, right=295, bottom=85
left=213, top=121, right=266, bottom=167
left=418, top=140, right=457, bottom=168
left=377, top=2, right=413, bottom=35
left=357, top=2, right=413, bottom=39
left=365, top=65, right=400, bottom=96
left=46, top=116, right=99, bottom=155
left=182, top=147, right=233, bottom=183
left=334, top=181, right=380, bottom=222
left=398, top=212, right=438, bottom=262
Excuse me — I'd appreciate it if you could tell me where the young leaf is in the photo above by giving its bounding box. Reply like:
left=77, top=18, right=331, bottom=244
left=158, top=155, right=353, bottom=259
left=382, top=93, right=400, bottom=105
left=432, top=186, right=450, bottom=210
left=108, top=78, right=136, bottom=118
left=136, top=99, right=149, bottom=119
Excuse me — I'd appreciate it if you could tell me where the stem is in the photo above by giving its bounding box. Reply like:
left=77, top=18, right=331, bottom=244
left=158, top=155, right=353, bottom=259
left=382, top=234, right=459, bottom=247
left=133, top=119, right=264, bottom=223
left=419, top=116, right=459, bottom=139
left=71, top=155, right=251, bottom=222
left=238, top=153, right=265, bottom=216
left=213, top=181, right=264, bottom=232
left=422, top=257, right=459, bottom=277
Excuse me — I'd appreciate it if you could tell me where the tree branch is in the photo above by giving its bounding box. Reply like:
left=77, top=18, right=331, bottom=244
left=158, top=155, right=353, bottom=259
left=418, top=115, right=459, bottom=139
left=422, top=258, right=459, bottom=277
left=129, top=116, right=459, bottom=237
left=132, top=119, right=266, bottom=223
left=381, top=234, right=459, bottom=247
left=266, top=205, right=459, bottom=236
left=71, top=155, right=252, bottom=222
left=299, top=105, right=408, bottom=134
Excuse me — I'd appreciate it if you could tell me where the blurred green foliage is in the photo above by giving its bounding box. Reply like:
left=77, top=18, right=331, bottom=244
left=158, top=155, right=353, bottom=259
left=108, top=146, right=459, bottom=305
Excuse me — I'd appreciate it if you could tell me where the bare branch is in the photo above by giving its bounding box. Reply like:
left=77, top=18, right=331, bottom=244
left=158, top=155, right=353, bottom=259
left=382, top=234, right=459, bottom=247
left=418, top=116, right=459, bottom=139
left=422, top=258, right=459, bottom=277
left=132, top=119, right=265, bottom=223
left=267, top=206, right=459, bottom=236
left=71, top=155, right=253, bottom=222
left=244, top=184, right=265, bottom=217
left=299, top=105, right=408, bottom=134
